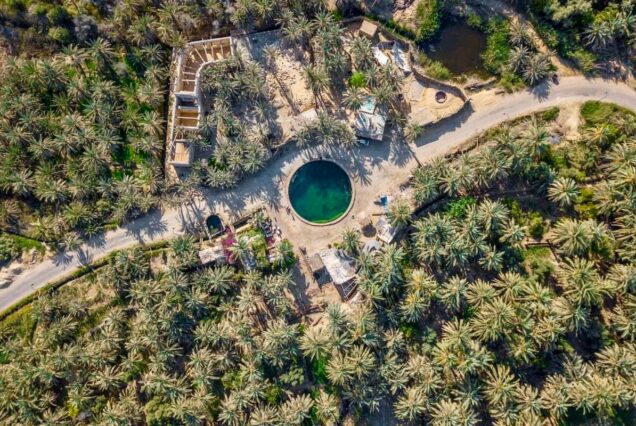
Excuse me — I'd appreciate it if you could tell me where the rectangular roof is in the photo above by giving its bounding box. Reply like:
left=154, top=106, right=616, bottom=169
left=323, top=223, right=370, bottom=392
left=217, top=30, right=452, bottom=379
left=318, top=249, right=357, bottom=285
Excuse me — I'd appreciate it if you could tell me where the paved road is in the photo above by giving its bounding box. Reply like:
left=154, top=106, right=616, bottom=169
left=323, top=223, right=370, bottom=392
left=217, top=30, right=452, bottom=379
left=2, top=77, right=636, bottom=313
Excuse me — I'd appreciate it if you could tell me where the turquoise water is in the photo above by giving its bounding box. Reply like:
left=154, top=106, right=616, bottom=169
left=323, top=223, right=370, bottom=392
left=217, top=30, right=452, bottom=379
left=288, top=161, right=352, bottom=224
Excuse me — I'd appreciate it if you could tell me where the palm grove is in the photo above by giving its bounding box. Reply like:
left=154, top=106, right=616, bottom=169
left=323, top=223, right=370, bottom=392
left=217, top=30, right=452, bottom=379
left=1, top=103, right=635, bottom=424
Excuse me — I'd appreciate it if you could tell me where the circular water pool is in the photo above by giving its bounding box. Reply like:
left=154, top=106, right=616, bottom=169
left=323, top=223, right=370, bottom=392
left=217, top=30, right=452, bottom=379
left=288, top=160, right=353, bottom=225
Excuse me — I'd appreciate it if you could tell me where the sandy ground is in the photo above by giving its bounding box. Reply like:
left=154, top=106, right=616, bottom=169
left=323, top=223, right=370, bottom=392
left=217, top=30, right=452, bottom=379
left=407, top=75, right=465, bottom=124
left=234, top=31, right=316, bottom=140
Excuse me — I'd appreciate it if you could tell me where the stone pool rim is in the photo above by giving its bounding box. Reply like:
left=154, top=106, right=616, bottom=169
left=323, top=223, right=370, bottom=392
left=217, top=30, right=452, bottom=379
left=286, top=159, right=356, bottom=227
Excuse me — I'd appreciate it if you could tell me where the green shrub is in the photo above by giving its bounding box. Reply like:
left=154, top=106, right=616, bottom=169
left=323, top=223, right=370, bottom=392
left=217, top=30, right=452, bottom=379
left=426, top=60, right=452, bottom=80
left=527, top=211, right=545, bottom=240
left=568, top=49, right=597, bottom=74
left=447, top=196, right=476, bottom=218
left=482, top=18, right=511, bottom=74
left=466, top=12, right=483, bottom=30
left=46, top=5, right=69, bottom=25
left=348, top=71, right=366, bottom=88
left=541, top=106, right=560, bottom=122
left=415, top=0, right=441, bottom=41
left=0, top=234, right=20, bottom=262
left=581, top=101, right=611, bottom=124
left=264, top=384, right=284, bottom=405
left=535, top=23, right=559, bottom=50
left=280, top=365, right=305, bottom=387
left=523, top=247, right=554, bottom=283
left=310, top=356, right=328, bottom=384
left=574, top=187, right=597, bottom=219
left=498, top=70, right=524, bottom=92
left=580, top=101, right=634, bottom=126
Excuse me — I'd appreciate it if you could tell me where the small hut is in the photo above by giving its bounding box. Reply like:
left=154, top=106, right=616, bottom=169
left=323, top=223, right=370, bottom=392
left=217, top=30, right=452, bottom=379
left=308, top=253, right=329, bottom=285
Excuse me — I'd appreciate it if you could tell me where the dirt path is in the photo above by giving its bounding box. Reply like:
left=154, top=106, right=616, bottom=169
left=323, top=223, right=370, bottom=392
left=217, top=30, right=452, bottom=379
left=2, top=77, right=636, bottom=313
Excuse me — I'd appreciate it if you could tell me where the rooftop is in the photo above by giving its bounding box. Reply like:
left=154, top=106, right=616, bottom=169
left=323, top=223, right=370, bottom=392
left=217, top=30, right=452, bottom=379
left=318, top=249, right=357, bottom=286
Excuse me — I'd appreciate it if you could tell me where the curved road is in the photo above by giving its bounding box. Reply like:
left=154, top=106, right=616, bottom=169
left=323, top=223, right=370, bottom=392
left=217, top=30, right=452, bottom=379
left=2, top=76, right=636, bottom=312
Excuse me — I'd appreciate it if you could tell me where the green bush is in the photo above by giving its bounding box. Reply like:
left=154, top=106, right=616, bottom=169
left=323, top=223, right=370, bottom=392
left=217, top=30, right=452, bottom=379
left=426, top=60, right=452, bottom=80
left=264, top=384, right=284, bottom=405
left=466, top=12, right=484, bottom=30
left=574, top=187, right=597, bottom=219
left=568, top=49, right=597, bottom=74
left=348, top=71, right=366, bottom=88
left=580, top=101, right=634, bottom=126
left=415, top=0, right=441, bottom=41
left=447, top=196, right=476, bottom=219
left=535, top=23, right=559, bottom=50
left=527, top=212, right=545, bottom=240
left=541, top=106, right=560, bottom=122
left=46, top=5, right=69, bottom=25
left=498, top=70, right=524, bottom=92
left=482, top=18, right=511, bottom=74
left=523, top=247, right=554, bottom=283
left=0, top=234, right=20, bottom=262
left=310, top=356, right=328, bottom=384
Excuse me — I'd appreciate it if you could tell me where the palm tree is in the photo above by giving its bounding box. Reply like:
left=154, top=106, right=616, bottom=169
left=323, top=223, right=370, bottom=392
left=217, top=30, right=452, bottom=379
left=229, top=234, right=256, bottom=269
left=342, top=86, right=366, bottom=111
left=477, top=199, right=510, bottom=235
left=300, top=326, right=331, bottom=361
left=394, top=386, right=428, bottom=422
left=522, top=54, right=550, bottom=85
left=548, top=177, right=579, bottom=207
left=314, top=390, right=340, bottom=425
left=272, top=239, right=295, bottom=268
left=558, top=257, right=609, bottom=307
left=340, top=228, right=361, bottom=256
left=470, top=297, right=516, bottom=342
left=509, top=21, right=532, bottom=47
left=349, top=36, right=375, bottom=70
left=584, top=21, right=612, bottom=50
left=479, top=245, right=504, bottom=272
left=326, top=351, right=354, bottom=387
left=552, top=218, right=612, bottom=257
left=508, top=45, right=530, bottom=72
left=430, top=398, right=478, bottom=426
left=439, top=276, right=468, bottom=313
left=483, top=364, right=519, bottom=409
left=304, top=64, right=329, bottom=96
left=387, top=197, right=411, bottom=227
left=278, top=394, right=314, bottom=425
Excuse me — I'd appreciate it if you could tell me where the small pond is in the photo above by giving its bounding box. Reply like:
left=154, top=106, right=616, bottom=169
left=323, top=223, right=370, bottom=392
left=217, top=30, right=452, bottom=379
left=288, top=161, right=353, bottom=225
left=423, top=22, right=489, bottom=78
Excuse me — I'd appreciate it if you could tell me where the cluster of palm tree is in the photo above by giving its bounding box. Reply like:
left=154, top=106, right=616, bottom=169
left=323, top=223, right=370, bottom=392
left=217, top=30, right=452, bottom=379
left=345, top=35, right=405, bottom=112
left=412, top=199, right=522, bottom=274
left=0, top=40, right=166, bottom=242
left=582, top=4, right=636, bottom=53
left=194, top=56, right=275, bottom=189
left=411, top=116, right=555, bottom=206
left=277, top=11, right=347, bottom=99
left=530, top=0, right=635, bottom=71
left=296, top=111, right=356, bottom=147
left=0, top=237, right=307, bottom=424
left=0, top=0, right=235, bottom=52
left=1, top=102, right=636, bottom=424
left=506, top=21, right=552, bottom=85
